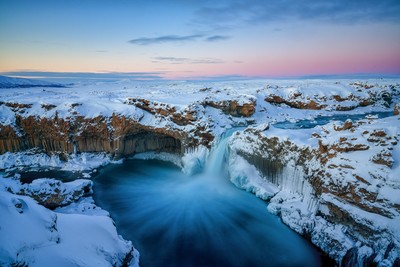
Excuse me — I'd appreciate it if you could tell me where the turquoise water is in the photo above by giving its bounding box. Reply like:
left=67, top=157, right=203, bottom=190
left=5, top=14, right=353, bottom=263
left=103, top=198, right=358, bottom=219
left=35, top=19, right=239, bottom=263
left=273, top=111, right=393, bottom=129
left=93, top=158, right=324, bottom=267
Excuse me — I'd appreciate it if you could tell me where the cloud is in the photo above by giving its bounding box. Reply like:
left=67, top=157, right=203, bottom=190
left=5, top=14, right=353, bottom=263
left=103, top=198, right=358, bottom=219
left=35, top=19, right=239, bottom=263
left=153, top=57, right=224, bottom=64
left=195, top=0, right=400, bottom=28
left=128, top=33, right=231, bottom=45
left=128, top=34, right=203, bottom=45
left=153, top=57, right=188, bottom=64
left=206, top=35, right=230, bottom=42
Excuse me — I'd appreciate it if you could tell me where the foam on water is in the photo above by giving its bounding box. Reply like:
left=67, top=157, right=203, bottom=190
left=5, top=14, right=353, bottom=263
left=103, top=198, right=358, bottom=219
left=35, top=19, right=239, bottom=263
left=93, top=130, right=323, bottom=266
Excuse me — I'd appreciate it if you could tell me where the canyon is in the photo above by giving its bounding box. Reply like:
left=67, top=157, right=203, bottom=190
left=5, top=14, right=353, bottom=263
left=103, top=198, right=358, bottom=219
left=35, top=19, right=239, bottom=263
left=0, top=77, right=399, bottom=266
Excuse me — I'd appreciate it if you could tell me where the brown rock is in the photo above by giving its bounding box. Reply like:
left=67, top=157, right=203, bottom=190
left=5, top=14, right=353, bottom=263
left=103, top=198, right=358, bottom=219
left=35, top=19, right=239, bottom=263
left=334, top=120, right=353, bottom=131
left=371, top=149, right=393, bottom=168
left=265, top=95, right=327, bottom=110
left=126, top=98, right=196, bottom=125
left=0, top=114, right=192, bottom=158
left=203, top=99, right=256, bottom=117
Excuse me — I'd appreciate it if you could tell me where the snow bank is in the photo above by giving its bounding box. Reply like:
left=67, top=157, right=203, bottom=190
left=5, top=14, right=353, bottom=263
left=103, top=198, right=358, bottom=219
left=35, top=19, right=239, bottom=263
left=0, top=151, right=112, bottom=171
left=0, top=176, right=139, bottom=267
left=3, top=177, right=92, bottom=209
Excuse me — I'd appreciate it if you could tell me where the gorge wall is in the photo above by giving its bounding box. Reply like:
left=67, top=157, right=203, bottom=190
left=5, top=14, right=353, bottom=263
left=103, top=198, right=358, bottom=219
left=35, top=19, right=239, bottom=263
left=0, top=97, right=258, bottom=159
left=0, top=114, right=187, bottom=159
left=228, top=117, right=400, bottom=267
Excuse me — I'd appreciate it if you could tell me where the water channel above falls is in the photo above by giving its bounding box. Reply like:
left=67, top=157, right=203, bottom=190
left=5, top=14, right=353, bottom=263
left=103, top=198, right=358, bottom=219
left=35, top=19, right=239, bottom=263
left=273, top=111, right=393, bottom=129
left=93, top=131, right=325, bottom=267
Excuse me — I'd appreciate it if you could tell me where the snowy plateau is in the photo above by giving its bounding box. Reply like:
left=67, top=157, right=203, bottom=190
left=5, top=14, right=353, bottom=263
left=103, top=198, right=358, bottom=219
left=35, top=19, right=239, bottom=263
left=0, top=76, right=399, bottom=266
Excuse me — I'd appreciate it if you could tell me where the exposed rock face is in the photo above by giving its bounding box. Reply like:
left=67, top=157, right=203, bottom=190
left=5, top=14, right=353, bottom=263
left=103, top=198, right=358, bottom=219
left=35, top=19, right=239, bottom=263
left=0, top=114, right=186, bottom=158
left=0, top=94, right=258, bottom=157
left=203, top=99, right=256, bottom=117
left=265, top=95, right=327, bottom=110
left=228, top=116, right=400, bottom=266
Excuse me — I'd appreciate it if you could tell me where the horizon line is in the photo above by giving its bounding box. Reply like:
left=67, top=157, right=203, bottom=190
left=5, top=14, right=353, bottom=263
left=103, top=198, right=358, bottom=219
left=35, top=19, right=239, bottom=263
left=1, top=71, right=400, bottom=82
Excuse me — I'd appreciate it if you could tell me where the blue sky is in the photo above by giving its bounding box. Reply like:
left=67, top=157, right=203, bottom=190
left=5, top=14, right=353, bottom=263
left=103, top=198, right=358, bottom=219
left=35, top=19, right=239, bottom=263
left=1, top=0, right=399, bottom=79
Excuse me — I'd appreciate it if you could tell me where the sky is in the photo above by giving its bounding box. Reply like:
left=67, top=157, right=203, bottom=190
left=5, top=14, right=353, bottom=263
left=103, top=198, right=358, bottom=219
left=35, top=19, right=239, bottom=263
left=0, top=0, right=400, bottom=80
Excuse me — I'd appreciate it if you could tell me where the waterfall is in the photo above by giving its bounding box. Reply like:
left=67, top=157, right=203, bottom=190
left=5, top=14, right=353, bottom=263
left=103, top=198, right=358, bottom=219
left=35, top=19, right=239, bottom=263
left=204, top=128, right=240, bottom=176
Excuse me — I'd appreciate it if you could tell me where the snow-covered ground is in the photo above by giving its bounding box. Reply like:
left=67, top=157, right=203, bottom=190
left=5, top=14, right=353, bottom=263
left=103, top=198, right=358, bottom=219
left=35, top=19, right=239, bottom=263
left=0, top=175, right=139, bottom=267
left=0, top=76, right=399, bottom=266
left=0, top=77, right=397, bottom=129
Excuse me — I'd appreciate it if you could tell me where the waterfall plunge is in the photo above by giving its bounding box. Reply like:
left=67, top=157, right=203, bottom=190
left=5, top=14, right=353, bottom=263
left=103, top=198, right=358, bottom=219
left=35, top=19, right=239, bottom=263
left=93, top=128, right=322, bottom=267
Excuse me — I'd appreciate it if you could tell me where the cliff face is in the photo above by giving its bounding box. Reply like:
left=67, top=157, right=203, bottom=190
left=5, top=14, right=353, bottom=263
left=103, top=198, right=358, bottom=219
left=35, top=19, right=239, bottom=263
left=0, top=91, right=259, bottom=158
left=228, top=116, right=400, bottom=266
left=0, top=114, right=186, bottom=158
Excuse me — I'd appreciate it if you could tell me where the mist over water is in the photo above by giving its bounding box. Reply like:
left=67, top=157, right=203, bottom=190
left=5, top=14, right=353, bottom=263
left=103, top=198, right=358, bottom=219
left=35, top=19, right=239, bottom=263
left=93, top=133, right=322, bottom=267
